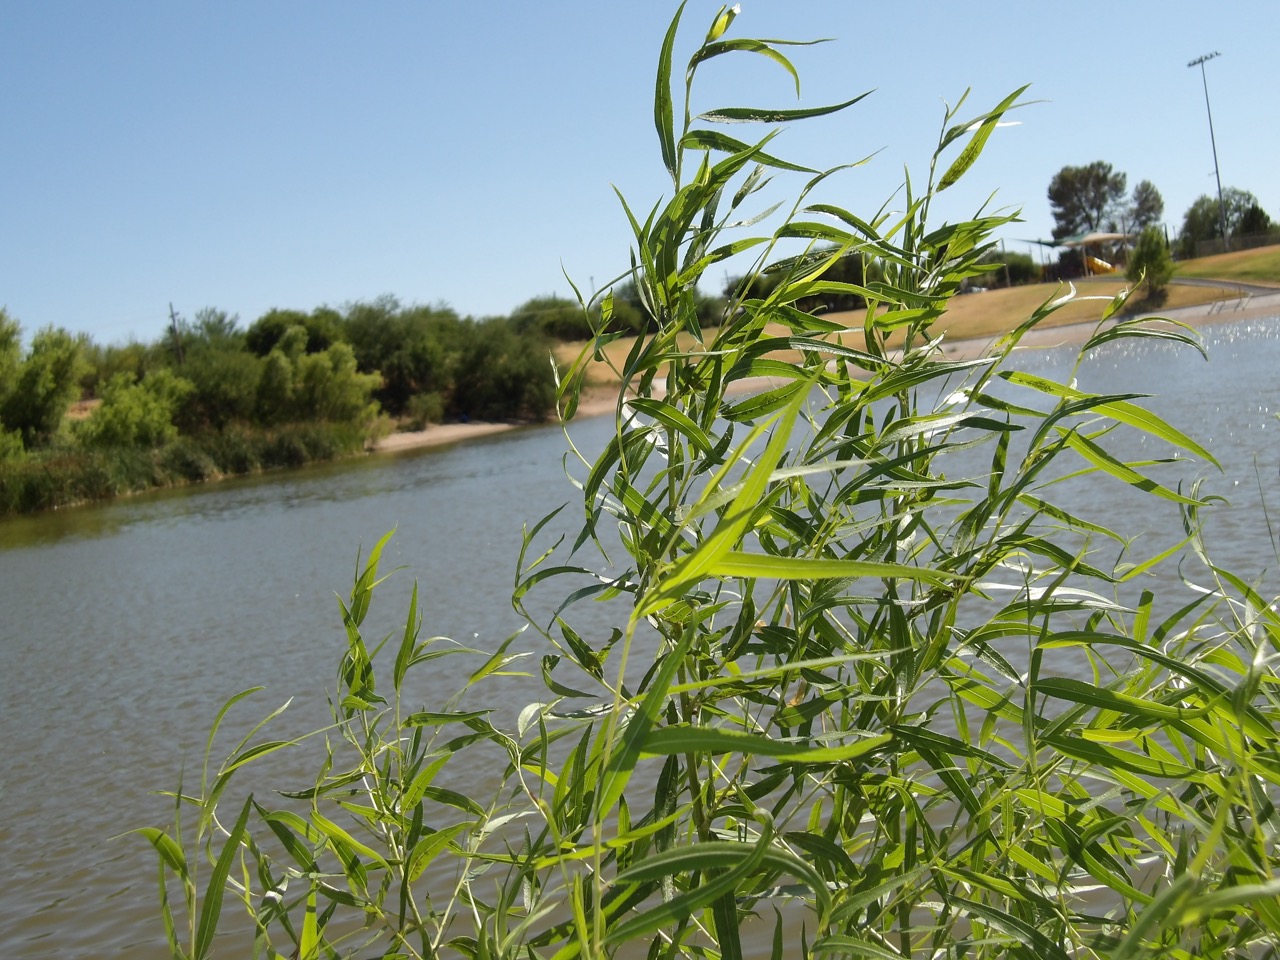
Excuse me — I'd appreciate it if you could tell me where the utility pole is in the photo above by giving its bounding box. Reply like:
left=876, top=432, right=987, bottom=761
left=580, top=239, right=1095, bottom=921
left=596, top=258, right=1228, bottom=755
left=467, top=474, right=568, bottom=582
left=1187, top=51, right=1228, bottom=253
left=168, top=303, right=185, bottom=366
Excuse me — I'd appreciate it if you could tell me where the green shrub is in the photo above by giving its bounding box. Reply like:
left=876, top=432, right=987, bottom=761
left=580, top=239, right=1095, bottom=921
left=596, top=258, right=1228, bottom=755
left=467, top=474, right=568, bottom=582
left=253, top=349, right=295, bottom=426
left=172, top=346, right=262, bottom=431
left=76, top=369, right=192, bottom=449
left=342, top=297, right=463, bottom=415
left=1, top=325, right=88, bottom=449
left=450, top=318, right=555, bottom=421
left=1127, top=224, right=1175, bottom=296
left=511, top=294, right=595, bottom=340
left=0, top=427, right=24, bottom=463
left=244, top=307, right=341, bottom=356
left=405, top=390, right=445, bottom=428
left=158, top=439, right=221, bottom=483
left=143, top=8, right=1280, bottom=960
left=294, top=342, right=380, bottom=425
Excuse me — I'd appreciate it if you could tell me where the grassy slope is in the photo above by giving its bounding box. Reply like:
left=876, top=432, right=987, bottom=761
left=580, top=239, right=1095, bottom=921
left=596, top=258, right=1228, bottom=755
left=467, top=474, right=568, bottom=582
left=559, top=244, right=1280, bottom=391
left=1174, top=243, right=1280, bottom=286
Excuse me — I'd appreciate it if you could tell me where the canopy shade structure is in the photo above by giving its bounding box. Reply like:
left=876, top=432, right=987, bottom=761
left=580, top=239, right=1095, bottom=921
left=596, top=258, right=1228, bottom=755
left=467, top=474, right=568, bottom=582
left=1059, top=231, right=1132, bottom=248
left=1015, top=232, right=1135, bottom=276
left=1018, top=232, right=1134, bottom=249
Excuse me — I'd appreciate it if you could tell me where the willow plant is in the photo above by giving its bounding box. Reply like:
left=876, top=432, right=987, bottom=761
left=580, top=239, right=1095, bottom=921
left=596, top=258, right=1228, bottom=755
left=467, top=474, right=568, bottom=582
left=144, top=5, right=1280, bottom=959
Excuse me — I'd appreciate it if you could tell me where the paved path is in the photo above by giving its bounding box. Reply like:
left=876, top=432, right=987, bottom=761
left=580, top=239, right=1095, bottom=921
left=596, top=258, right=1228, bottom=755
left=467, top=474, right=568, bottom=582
left=1166, top=276, right=1280, bottom=296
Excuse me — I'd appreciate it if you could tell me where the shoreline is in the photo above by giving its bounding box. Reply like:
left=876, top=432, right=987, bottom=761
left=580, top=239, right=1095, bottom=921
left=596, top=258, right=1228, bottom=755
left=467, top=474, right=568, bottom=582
left=371, top=292, right=1280, bottom=456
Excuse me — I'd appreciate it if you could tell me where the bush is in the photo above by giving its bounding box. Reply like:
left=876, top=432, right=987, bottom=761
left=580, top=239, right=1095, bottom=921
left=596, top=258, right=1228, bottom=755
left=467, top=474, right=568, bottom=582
left=1127, top=224, right=1175, bottom=296
left=405, top=390, right=445, bottom=428
left=76, top=369, right=192, bottom=449
left=158, top=438, right=221, bottom=482
left=144, top=8, right=1280, bottom=960
left=341, top=297, right=463, bottom=415
left=449, top=318, right=555, bottom=421
left=294, top=342, right=380, bottom=425
left=1, top=325, right=88, bottom=449
left=244, top=307, right=342, bottom=356
left=171, top=346, right=262, bottom=431
left=511, top=294, right=595, bottom=341
left=976, top=248, right=1040, bottom=287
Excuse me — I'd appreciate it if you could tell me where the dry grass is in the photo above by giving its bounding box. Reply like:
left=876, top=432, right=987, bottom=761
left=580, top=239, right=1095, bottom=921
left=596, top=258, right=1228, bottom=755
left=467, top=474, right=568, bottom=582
left=1175, top=243, right=1280, bottom=286
left=554, top=278, right=1235, bottom=391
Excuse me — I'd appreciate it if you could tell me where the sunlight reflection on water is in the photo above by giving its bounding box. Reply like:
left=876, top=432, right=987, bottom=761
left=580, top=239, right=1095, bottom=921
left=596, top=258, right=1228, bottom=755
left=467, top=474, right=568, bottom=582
left=0, top=317, right=1276, bottom=957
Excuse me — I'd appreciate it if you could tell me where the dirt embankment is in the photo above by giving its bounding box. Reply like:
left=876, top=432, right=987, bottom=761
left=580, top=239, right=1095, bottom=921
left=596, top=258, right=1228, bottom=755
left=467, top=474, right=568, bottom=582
left=372, top=289, right=1280, bottom=455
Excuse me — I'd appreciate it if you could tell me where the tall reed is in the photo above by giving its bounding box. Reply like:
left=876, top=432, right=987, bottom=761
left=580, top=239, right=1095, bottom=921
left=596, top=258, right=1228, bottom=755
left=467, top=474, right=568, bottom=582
left=142, top=6, right=1280, bottom=959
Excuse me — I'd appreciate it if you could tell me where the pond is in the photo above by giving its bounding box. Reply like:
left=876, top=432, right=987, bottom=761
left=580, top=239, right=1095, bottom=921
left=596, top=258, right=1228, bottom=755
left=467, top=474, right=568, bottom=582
left=1, top=316, right=1277, bottom=957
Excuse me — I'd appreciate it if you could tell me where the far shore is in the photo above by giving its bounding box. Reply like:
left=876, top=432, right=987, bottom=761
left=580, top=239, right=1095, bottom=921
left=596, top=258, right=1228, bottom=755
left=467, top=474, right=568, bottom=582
left=371, top=291, right=1280, bottom=457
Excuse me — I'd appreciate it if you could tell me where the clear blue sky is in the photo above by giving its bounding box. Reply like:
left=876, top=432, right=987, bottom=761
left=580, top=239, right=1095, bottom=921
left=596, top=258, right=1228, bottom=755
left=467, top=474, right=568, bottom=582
left=3, top=1, right=1276, bottom=345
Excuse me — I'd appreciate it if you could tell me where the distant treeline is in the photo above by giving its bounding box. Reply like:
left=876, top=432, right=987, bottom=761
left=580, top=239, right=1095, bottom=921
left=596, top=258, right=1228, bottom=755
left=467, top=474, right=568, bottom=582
left=0, top=242, right=1042, bottom=514
left=0, top=295, right=572, bottom=513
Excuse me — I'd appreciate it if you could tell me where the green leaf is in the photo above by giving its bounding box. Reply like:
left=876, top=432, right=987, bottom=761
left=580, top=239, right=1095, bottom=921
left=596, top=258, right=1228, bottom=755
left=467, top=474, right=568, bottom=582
left=1060, top=429, right=1205, bottom=506
left=812, top=937, right=906, bottom=959
left=299, top=882, right=319, bottom=960
left=711, top=552, right=953, bottom=588
left=135, top=827, right=187, bottom=875
left=596, top=628, right=694, bottom=820
left=690, top=39, right=805, bottom=96
left=654, top=3, right=685, bottom=183
left=625, top=397, right=714, bottom=453
left=1001, top=369, right=1217, bottom=464
left=195, top=795, right=252, bottom=960
left=640, top=726, right=892, bottom=764
left=392, top=581, right=420, bottom=692
left=698, top=91, right=872, bottom=124
left=639, top=389, right=807, bottom=616
left=406, top=708, right=493, bottom=726
left=223, top=739, right=293, bottom=773
left=1036, top=676, right=1208, bottom=721
left=610, top=838, right=832, bottom=936
left=1181, top=877, right=1280, bottom=922
left=938, top=85, right=1029, bottom=191
left=310, top=807, right=391, bottom=872
left=407, top=822, right=473, bottom=881
left=680, top=129, right=818, bottom=173
left=950, top=895, right=1072, bottom=960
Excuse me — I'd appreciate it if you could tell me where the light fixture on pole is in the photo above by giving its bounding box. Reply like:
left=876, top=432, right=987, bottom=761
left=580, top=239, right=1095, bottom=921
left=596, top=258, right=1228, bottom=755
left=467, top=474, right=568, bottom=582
left=1187, top=51, right=1228, bottom=252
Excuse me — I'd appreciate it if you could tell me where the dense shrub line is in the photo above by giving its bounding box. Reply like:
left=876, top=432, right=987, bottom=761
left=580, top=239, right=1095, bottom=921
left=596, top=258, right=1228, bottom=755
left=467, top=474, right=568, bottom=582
left=0, top=421, right=369, bottom=514
left=0, top=294, right=576, bottom=514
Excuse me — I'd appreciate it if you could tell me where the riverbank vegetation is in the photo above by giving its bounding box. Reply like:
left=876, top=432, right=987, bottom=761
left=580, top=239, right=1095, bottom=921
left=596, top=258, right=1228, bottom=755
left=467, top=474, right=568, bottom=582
left=144, top=5, right=1280, bottom=959
left=2, top=242, right=1276, bottom=522
left=0, top=298, right=565, bottom=514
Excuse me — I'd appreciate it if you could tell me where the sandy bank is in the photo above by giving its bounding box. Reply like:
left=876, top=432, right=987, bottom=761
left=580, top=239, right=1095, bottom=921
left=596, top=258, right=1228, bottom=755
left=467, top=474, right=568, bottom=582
left=371, top=292, right=1280, bottom=456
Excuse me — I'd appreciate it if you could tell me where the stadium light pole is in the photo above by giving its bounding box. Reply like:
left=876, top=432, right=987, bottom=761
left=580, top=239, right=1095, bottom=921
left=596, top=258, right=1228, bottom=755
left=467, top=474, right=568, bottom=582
left=1188, top=51, right=1228, bottom=252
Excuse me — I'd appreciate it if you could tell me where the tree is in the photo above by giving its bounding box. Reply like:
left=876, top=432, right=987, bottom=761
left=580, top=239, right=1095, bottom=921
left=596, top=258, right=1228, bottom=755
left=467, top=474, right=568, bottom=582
left=1240, top=202, right=1273, bottom=236
left=0, top=325, right=88, bottom=448
left=0, top=309, right=24, bottom=459
left=1126, top=225, right=1175, bottom=296
left=76, top=369, right=192, bottom=448
left=0, top=308, right=22, bottom=397
left=1047, top=161, right=1127, bottom=239
left=293, top=343, right=380, bottom=425
left=341, top=297, right=464, bottom=416
left=510, top=295, right=593, bottom=341
left=975, top=248, right=1039, bottom=287
left=449, top=318, right=555, bottom=421
left=245, top=308, right=341, bottom=356
left=1179, top=187, right=1266, bottom=255
left=171, top=345, right=262, bottom=431
left=1129, top=179, right=1164, bottom=230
